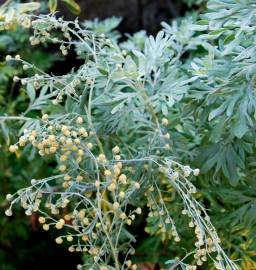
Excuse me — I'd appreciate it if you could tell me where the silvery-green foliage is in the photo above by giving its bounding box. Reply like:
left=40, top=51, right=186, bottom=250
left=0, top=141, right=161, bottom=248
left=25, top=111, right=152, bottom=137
left=183, top=0, right=206, bottom=7
left=163, top=2, right=256, bottom=265
left=182, top=0, right=256, bottom=185
left=120, top=31, right=147, bottom=51
left=82, top=17, right=122, bottom=41
left=2, top=0, right=256, bottom=269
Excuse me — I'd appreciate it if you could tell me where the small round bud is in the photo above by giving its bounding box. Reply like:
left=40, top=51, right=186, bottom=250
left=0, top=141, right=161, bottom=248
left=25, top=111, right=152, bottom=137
left=104, top=170, right=112, bottom=176
left=76, top=175, right=83, bottom=182
left=98, top=153, right=106, bottom=162
left=135, top=207, right=142, bottom=214
left=55, top=237, right=63, bottom=244
left=23, top=64, right=29, bottom=70
left=13, top=76, right=19, bottom=82
left=83, top=218, right=90, bottom=225
left=114, top=155, right=121, bottom=161
left=125, top=260, right=132, bottom=267
left=21, top=79, right=27, bottom=85
left=67, top=235, right=74, bottom=242
left=118, top=174, right=127, bottom=184
left=174, top=236, right=180, bottom=242
left=6, top=194, right=13, bottom=201
left=95, top=180, right=100, bottom=188
left=5, top=55, right=12, bottom=61
left=38, top=216, right=46, bottom=224
left=77, top=149, right=84, bottom=156
left=165, top=218, right=171, bottom=224
left=64, top=175, right=72, bottom=182
left=161, top=118, right=169, bottom=126
left=42, top=114, right=49, bottom=121
left=25, top=209, right=32, bottom=216
left=60, top=155, right=68, bottom=162
left=182, top=209, right=187, bottom=215
left=112, top=146, right=120, bottom=154
left=87, top=142, right=93, bottom=150
left=126, top=219, right=132, bottom=225
left=133, top=182, right=140, bottom=189
left=82, top=234, right=89, bottom=241
left=189, top=221, right=194, bottom=228
left=69, top=246, right=75, bottom=252
left=119, top=191, right=125, bottom=199
left=112, top=202, right=120, bottom=210
left=193, top=168, right=200, bottom=176
left=55, top=218, right=65, bottom=229
left=5, top=209, right=12, bottom=216
left=119, top=212, right=126, bottom=220
left=164, top=133, right=170, bottom=139
left=31, top=179, right=37, bottom=185
left=183, top=165, right=191, bottom=177
left=164, top=143, right=170, bottom=149
left=108, top=182, right=116, bottom=191
left=59, top=165, right=66, bottom=172
left=76, top=116, right=83, bottom=124
left=9, top=145, right=18, bottom=153
left=43, top=224, right=49, bottom=231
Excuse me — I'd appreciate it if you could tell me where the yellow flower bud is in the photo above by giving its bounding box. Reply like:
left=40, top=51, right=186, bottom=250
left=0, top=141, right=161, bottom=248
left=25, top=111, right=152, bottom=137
left=118, top=174, right=127, bottom=184
left=67, top=235, right=74, bottom=242
left=134, top=182, right=140, bottom=189
left=5, top=55, right=12, bottom=61
left=6, top=194, right=12, bottom=201
left=9, top=145, right=18, bottom=153
left=125, top=260, right=132, bottom=267
left=38, top=216, right=46, bottom=224
left=193, top=168, right=200, bottom=176
left=82, top=234, right=89, bottom=241
left=76, top=175, right=83, bottom=182
left=104, top=170, right=112, bottom=176
left=113, top=202, right=120, bottom=210
left=59, top=165, right=67, bottom=172
left=55, top=237, right=63, bottom=244
left=87, top=142, right=93, bottom=150
left=161, top=118, right=169, bottom=126
left=119, top=212, right=126, bottom=220
left=164, top=133, right=170, bottom=139
left=126, top=219, right=132, bottom=225
left=135, top=208, right=142, bottom=214
left=112, top=146, right=120, bottom=154
left=83, top=218, right=90, bottom=225
left=60, top=155, right=68, bottom=161
left=43, top=224, right=49, bottom=231
left=76, top=116, right=83, bottom=124
left=119, top=191, right=125, bottom=199
left=95, top=180, right=100, bottom=188
left=108, top=182, right=116, bottom=191
left=42, top=114, right=48, bottom=121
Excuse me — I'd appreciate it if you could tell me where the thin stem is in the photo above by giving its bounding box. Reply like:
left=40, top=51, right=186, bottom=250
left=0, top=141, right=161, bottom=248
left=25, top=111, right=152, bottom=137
left=0, top=116, right=31, bottom=121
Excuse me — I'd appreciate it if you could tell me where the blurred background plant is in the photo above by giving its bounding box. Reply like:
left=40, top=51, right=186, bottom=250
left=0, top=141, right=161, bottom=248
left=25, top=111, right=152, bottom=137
left=1, top=0, right=256, bottom=270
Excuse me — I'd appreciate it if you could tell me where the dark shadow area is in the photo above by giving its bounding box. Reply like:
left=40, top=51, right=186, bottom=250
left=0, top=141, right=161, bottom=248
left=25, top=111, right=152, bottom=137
left=60, top=0, right=188, bottom=34
left=1, top=216, right=81, bottom=270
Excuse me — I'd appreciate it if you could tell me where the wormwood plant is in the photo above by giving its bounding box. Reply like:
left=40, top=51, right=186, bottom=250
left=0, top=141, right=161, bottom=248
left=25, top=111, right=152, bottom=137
left=1, top=0, right=254, bottom=269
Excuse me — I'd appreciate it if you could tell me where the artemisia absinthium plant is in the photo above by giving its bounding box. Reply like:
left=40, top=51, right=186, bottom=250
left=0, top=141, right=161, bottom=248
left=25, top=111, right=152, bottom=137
left=1, top=1, right=239, bottom=270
